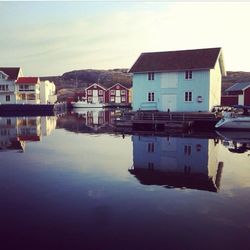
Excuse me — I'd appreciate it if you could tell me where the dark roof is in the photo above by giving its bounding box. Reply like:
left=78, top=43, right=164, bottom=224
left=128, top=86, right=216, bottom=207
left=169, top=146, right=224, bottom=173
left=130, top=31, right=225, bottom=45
left=225, top=82, right=250, bottom=92
left=0, top=67, right=21, bottom=80
left=129, top=47, right=222, bottom=73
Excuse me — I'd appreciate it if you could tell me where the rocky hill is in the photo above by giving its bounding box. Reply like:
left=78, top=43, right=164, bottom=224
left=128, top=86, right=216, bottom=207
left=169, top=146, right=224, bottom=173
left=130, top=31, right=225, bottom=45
left=40, top=69, right=250, bottom=101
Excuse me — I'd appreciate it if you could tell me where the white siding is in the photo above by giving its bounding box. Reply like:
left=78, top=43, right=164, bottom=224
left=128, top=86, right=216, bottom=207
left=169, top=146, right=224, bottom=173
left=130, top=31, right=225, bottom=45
left=209, top=60, right=222, bottom=110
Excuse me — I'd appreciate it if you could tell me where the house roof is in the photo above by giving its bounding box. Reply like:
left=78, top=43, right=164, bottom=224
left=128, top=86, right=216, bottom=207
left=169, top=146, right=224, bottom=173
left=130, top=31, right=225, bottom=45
left=0, top=67, right=21, bottom=80
left=107, top=83, right=129, bottom=90
left=129, top=47, right=225, bottom=75
left=85, top=83, right=107, bottom=91
left=16, top=77, right=39, bottom=85
left=225, top=82, right=250, bottom=92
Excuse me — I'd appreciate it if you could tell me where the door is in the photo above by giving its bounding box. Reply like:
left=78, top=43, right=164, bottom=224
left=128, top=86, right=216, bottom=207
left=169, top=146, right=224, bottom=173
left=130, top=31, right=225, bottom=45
left=162, top=94, right=177, bottom=111
left=92, top=90, right=98, bottom=103
left=115, top=96, right=121, bottom=103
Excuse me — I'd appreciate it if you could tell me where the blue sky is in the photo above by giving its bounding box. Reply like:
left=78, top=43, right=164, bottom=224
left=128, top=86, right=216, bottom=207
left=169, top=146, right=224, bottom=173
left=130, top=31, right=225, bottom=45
left=1, top=2, right=250, bottom=76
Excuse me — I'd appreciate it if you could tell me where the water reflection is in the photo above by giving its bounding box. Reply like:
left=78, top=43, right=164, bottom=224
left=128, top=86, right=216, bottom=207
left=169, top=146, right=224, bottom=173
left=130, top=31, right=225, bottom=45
left=0, top=116, right=56, bottom=152
left=130, top=135, right=223, bottom=192
left=57, top=108, right=123, bottom=133
left=216, top=130, right=250, bottom=154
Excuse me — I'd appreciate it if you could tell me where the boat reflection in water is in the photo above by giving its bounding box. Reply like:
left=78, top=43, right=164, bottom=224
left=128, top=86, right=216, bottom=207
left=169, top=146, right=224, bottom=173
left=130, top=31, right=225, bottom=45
left=216, top=130, right=250, bottom=154
left=0, top=116, right=56, bottom=152
left=129, top=135, right=224, bottom=192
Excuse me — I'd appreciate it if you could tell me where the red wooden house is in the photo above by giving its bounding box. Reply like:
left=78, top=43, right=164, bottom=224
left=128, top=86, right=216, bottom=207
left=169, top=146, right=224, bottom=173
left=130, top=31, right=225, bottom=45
left=85, top=83, right=106, bottom=103
left=221, top=82, right=250, bottom=106
left=106, top=83, right=129, bottom=104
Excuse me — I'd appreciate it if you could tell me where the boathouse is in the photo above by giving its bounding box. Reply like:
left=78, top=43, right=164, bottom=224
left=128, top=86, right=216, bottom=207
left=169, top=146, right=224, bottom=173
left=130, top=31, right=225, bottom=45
left=222, top=82, right=250, bottom=106
left=85, top=83, right=106, bottom=103
left=106, top=83, right=130, bottom=104
left=129, top=47, right=226, bottom=112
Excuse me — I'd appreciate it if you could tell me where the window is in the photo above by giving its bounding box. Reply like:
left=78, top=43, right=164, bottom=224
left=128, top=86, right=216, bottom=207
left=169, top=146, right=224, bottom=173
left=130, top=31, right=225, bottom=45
left=184, top=92, right=192, bottom=102
left=121, top=96, right=126, bottom=102
left=148, top=92, right=155, bottom=102
left=184, top=145, right=191, bottom=156
left=99, top=97, right=104, bottom=103
left=148, top=143, right=155, bottom=153
left=148, top=72, right=154, bottom=80
left=87, top=89, right=92, bottom=95
left=111, top=97, right=115, bottom=102
left=6, top=95, right=10, bottom=102
left=99, top=90, right=103, bottom=95
left=110, top=90, right=115, bottom=95
left=185, top=70, right=192, bottom=79
left=121, top=90, right=126, bottom=95
left=88, top=97, right=92, bottom=102
left=148, top=162, right=154, bottom=170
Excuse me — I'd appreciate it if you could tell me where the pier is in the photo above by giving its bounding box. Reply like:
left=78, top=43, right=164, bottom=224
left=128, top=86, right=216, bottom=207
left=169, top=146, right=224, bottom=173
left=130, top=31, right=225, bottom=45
left=115, top=111, right=220, bottom=131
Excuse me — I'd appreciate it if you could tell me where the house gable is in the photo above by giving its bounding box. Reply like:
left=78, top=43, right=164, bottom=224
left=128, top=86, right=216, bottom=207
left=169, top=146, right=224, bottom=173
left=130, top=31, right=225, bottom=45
left=85, top=83, right=106, bottom=91
left=0, top=67, right=22, bottom=80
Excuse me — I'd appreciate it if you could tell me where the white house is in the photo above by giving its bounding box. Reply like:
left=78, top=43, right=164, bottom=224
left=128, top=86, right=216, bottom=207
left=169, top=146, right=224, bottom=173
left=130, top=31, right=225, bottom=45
left=40, top=80, right=57, bottom=104
left=129, top=47, right=226, bottom=112
left=15, top=77, right=41, bottom=104
left=0, top=67, right=23, bottom=104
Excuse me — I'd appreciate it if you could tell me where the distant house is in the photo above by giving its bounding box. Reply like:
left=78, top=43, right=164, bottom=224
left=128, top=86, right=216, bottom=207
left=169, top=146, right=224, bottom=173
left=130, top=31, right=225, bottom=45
left=129, top=47, right=226, bottom=112
left=106, top=83, right=130, bottom=104
left=0, top=67, right=23, bottom=104
left=85, top=83, right=106, bottom=103
left=40, top=80, right=57, bottom=104
left=16, top=77, right=40, bottom=104
left=222, top=82, right=250, bottom=106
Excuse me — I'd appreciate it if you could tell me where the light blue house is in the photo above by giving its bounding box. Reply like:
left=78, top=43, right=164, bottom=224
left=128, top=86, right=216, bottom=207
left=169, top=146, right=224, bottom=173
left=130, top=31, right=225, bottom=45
left=129, top=135, right=223, bottom=192
left=129, top=48, right=226, bottom=112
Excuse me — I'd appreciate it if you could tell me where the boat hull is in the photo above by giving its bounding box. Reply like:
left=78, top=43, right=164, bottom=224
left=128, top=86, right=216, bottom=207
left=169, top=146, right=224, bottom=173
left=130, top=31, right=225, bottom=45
left=72, top=102, right=103, bottom=108
left=215, top=117, right=250, bottom=130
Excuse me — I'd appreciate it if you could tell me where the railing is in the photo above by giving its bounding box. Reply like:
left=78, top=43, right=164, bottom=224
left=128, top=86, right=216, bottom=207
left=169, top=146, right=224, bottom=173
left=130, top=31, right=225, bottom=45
left=134, top=111, right=217, bottom=122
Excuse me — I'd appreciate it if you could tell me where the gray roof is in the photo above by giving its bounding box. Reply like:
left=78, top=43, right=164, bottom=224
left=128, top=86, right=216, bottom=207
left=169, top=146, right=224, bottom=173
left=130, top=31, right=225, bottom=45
left=225, top=82, right=250, bottom=92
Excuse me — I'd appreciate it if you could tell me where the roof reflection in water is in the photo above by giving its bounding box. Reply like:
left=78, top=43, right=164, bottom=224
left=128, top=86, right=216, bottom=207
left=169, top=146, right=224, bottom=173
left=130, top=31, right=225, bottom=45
left=129, top=135, right=223, bottom=192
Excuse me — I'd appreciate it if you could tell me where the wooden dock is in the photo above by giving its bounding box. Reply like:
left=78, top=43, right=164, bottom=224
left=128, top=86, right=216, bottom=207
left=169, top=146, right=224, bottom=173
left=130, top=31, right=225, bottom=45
left=115, top=111, right=220, bottom=131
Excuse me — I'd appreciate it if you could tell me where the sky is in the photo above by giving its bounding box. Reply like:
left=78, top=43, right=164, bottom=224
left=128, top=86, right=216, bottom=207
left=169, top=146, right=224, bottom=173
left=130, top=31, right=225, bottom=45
left=1, top=1, right=250, bottom=76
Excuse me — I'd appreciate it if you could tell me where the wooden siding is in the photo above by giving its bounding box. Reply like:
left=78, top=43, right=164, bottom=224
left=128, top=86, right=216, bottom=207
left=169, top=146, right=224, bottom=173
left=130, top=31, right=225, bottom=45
left=244, top=87, right=250, bottom=105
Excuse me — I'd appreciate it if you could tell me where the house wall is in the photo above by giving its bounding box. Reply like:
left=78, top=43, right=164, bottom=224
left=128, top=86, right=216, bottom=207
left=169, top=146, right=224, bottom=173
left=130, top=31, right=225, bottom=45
left=132, top=70, right=210, bottom=111
left=107, top=84, right=129, bottom=103
left=209, top=60, right=222, bottom=110
left=16, top=84, right=40, bottom=104
left=40, top=80, right=57, bottom=104
left=86, top=84, right=106, bottom=103
left=244, top=88, right=250, bottom=105
left=0, top=79, right=16, bottom=104
left=221, top=95, right=238, bottom=106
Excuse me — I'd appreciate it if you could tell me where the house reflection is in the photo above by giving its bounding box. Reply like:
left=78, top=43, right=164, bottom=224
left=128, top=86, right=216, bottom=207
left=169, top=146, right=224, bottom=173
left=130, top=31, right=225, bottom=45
left=70, top=108, right=122, bottom=132
left=0, top=116, right=56, bottom=152
left=129, top=135, right=223, bottom=192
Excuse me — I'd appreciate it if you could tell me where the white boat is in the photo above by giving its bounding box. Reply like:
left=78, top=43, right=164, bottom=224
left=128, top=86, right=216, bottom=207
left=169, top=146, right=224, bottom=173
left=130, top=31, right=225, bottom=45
left=215, top=111, right=250, bottom=130
left=72, top=100, right=104, bottom=108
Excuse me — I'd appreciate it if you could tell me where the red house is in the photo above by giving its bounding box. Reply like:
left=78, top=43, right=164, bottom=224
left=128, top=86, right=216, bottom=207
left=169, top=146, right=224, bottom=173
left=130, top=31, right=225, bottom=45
left=85, top=83, right=106, bottom=103
left=106, top=83, right=129, bottom=104
left=222, top=82, right=250, bottom=106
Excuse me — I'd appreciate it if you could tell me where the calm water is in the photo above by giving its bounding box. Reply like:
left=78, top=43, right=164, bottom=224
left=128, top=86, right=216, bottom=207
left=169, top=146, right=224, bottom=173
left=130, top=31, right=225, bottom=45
left=0, top=110, right=250, bottom=250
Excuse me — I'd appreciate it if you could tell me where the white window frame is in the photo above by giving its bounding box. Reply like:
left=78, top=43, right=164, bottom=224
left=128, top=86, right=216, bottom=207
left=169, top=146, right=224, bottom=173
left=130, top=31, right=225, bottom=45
left=185, top=70, right=192, bottom=80
left=184, top=91, right=193, bottom=102
left=148, top=72, right=155, bottom=81
left=87, top=89, right=92, bottom=95
left=148, top=92, right=155, bottom=102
